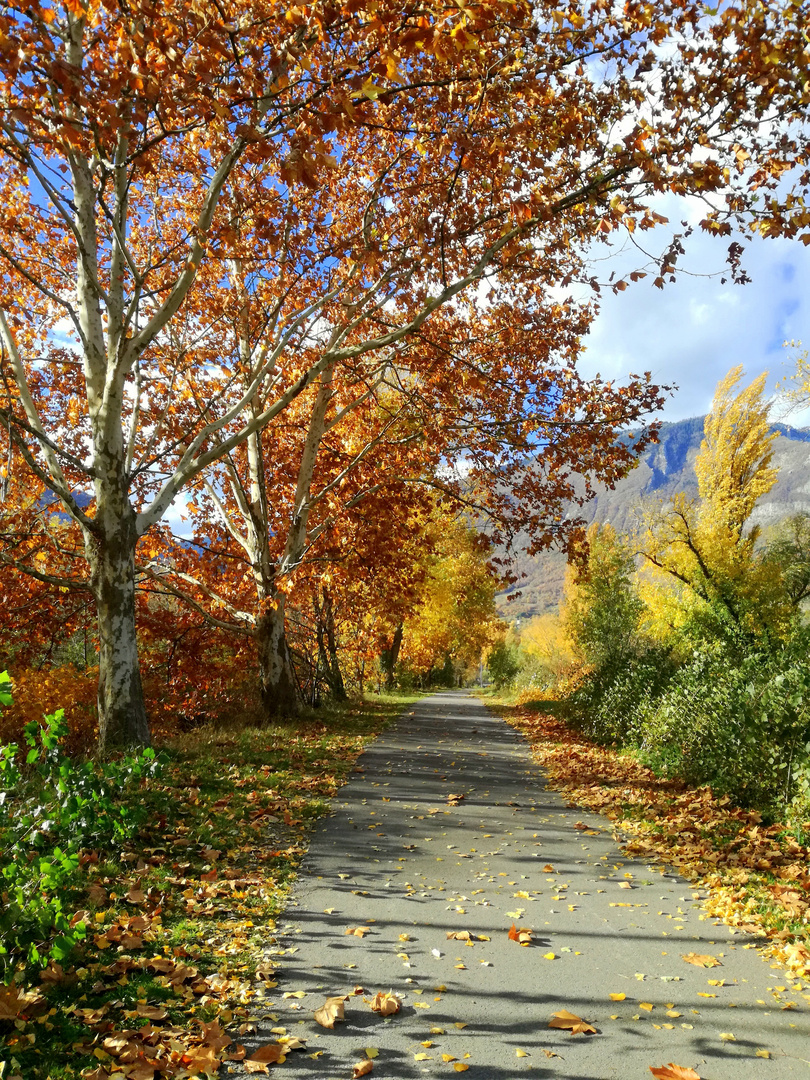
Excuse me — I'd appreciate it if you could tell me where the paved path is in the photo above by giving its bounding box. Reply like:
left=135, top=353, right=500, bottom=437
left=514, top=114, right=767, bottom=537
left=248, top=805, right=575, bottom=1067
left=236, top=692, right=809, bottom=1079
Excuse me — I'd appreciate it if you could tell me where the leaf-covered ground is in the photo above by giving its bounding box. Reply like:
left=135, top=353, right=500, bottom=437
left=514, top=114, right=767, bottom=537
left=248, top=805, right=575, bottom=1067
left=0, top=695, right=416, bottom=1080
left=492, top=701, right=810, bottom=987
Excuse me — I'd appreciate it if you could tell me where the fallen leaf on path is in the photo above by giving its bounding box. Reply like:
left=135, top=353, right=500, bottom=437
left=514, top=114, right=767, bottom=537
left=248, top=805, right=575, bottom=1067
left=639, top=1002, right=654, bottom=1011
left=365, top=1048, right=379, bottom=1059
left=353, top=1060, right=373, bottom=1078
left=508, top=923, right=532, bottom=945
left=345, top=926, right=370, bottom=937
left=283, top=990, right=306, bottom=999
left=609, top=993, right=626, bottom=1001
left=755, top=1049, right=771, bottom=1058
left=718, top=1032, right=735, bottom=1042
left=548, top=1010, right=597, bottom=1035
left=681, top=953, right=721, bottom=968
left=314, top=996, right=347, bottom=1028
left=453, top=1065, right=469, bottom=1073
left=369, top=991, right=400, bottom=1016
left=447, top=930, right=472, bottom=941
left=516, top=1048, right=529, bottom=1057
left=249, top=1044, right=287, bottom=1064
left=649, top=1067, right=701, bottom=1080
left=447, top=794, right=465, bottom=805
left=542, top=864, right=555, bottom=872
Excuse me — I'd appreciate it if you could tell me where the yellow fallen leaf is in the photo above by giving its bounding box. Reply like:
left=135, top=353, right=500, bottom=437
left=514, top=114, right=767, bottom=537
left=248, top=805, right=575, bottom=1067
left=609, top=993, right=626, bottom=1001
left=442, top=1054, right=457, bottom=1063
left=682, top=953, right=721, bottom=968
left=398, top=933, right=410, bottom=941
left=365, top=1049, right=379, bottom=1059
left=283, top=991, right=306, bottom=999
left=430, top=1027, right=446, bottom=1035
left=413, top=1001, right=430, bottom=1008
left=640, top=1002, right=654, bottom=1011
left=755, top=1049, right=771, bottom=1058
left=543, top=952, right=556, bottom=960
left=421, top=1041, right=433, bottom=1048
left=719, top=1032, right=736, bottom=1042
left=369, top=992, right=400, bottom=1016
left=414, top=1053, right=431, bottom=1060
left=453, top=1065, right=469, bottom=1073
left=548, top=1010, right=597, bottom=1035
left=516, top=1048, right=529, bottom=1057
left=454, top=1022, right=468, bottom=1029
left=314, top=996, right=346, bottom=1028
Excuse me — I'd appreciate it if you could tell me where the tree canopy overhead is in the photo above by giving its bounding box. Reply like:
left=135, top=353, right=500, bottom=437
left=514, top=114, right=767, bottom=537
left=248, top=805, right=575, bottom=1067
left=0, top=0, right=808, bottom=748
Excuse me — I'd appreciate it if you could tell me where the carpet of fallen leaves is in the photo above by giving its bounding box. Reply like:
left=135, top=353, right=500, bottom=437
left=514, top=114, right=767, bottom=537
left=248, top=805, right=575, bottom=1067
left=0, top=695, right=413, bottom=1080
left=496, top=703, right=810, bottom=985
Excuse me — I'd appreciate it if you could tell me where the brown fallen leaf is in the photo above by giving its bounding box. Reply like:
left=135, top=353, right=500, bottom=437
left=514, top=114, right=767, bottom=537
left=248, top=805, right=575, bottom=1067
left=314, top=996, right=347, bottom=1028
left=135, top=1003, right=168, bottom=1020
left=369, top=991, right=401, bottom=1016
left=446, top=930, right=472, bottom=941
left=249, top=1044, right=287, bottom=1064
left=345, top=926, right=370, bottom=937
left=548, top=1010, right=597, bottom=1035
left=353, top=1060, right=373, bottom=1078
left=508, top=923, right=532, bottom=945
left=447, top=793, right=465, bottom=805
left=649, top=1066, right=701, bottom=1080
left=681, top=953, right=721, bottom=968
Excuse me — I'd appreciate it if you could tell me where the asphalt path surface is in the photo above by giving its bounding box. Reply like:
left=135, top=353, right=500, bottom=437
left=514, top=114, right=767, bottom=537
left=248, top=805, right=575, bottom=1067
left=234, top=691, right=809, bottom=1079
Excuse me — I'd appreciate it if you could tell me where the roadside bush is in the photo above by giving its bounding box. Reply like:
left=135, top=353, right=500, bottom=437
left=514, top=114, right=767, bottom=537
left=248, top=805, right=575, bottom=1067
left=0, top=674, right=162, bottom=977
left=570, top=646, right=677, bottom=745
left=639, top=640, right=810, bottom=816
left=487, top=641, right=520, bottom=689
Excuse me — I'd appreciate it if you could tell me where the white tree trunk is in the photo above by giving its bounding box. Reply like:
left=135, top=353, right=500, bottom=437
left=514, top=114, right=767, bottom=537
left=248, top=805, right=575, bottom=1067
left=86, top=503, right=149, bottom=753
left=255, top=595, right=298, bottom=718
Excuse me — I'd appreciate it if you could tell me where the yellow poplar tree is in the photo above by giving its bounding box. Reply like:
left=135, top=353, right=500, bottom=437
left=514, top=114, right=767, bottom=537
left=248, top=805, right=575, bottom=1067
left=400, top=519, right=503, bottom=679
left=640, top=366, right=788, bottom=642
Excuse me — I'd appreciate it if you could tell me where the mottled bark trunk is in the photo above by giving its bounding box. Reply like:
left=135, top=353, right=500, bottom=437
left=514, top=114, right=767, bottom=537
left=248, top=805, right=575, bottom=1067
left=87, top=511, right=149, bottom=753
left=255, top=597, right=299, bottom=718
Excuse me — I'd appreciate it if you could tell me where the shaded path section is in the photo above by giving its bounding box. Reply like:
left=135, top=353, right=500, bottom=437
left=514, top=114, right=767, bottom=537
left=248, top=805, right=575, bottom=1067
left=235, top=692, right=808, bottom=1079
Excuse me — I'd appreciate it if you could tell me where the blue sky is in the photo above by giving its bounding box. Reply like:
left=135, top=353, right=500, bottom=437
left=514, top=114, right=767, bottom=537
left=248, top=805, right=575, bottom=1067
left=577, top=221, right=810, bottom=426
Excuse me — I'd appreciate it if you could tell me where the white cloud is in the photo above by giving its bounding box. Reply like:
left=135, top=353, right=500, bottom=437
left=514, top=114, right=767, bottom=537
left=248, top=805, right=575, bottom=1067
left=577, top=228, right=810, bottom=423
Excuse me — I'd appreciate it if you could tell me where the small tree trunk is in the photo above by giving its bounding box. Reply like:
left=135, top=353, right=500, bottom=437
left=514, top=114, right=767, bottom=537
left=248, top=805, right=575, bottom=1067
left=255, top=597, right=299, bottom=718
left=87, top=514, right=150, bottom=754
left=383, top=623, right=404, bottom=690
left=322, top=589, right=346, bottom=701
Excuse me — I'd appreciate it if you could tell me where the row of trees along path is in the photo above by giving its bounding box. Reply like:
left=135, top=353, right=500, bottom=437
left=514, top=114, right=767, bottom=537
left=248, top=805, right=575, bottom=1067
left=0, top=1, right=808, bottom=751
left=236, top=693, right=809, bottom=1079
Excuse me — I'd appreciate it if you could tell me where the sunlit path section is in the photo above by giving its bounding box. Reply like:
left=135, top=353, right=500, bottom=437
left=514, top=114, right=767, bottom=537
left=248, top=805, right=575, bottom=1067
left=234, top=692, right=808, bottom=1079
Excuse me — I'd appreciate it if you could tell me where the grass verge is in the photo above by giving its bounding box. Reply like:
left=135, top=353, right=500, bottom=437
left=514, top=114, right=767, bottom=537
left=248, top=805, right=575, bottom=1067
left=0, top=692, right=418, bottom=1080
left=484, top=695, right=810, bottom=992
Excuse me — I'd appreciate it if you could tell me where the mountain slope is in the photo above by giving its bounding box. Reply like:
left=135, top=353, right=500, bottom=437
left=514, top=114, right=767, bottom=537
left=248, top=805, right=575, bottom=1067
left=499, top=417, right=810, bottom=620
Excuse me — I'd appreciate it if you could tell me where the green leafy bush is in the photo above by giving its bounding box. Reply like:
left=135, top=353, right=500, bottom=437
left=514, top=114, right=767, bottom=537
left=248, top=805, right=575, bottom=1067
left=0, top=675, right=162, bottom=976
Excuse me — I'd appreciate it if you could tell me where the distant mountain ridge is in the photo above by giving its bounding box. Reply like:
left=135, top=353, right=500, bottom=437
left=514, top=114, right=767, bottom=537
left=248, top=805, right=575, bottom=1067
left=499, top=416, right=810, bottom=620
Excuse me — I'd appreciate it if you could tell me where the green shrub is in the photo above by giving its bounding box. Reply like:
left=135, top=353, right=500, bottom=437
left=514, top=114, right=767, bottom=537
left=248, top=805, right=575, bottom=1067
left=0, top=674, right=162, bottom=976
